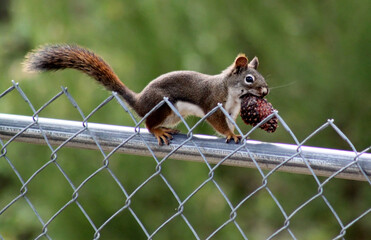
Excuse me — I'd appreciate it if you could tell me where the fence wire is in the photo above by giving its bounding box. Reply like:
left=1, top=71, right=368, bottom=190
left=0, top=80, right=370, bottom=240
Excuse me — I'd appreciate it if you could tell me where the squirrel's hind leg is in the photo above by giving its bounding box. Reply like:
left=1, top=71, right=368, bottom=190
left=145, top=105, right=181, bottom=145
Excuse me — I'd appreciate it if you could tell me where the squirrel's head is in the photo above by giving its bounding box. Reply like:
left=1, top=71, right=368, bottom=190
left=224, top=54, right=269, bottom=98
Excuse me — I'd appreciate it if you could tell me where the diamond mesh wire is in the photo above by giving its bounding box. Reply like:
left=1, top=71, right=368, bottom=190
left=0, top=81, right=370, bottom=240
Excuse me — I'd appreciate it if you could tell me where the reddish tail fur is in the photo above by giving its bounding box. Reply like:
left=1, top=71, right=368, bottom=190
left=23, top=44, right=137, bottom=108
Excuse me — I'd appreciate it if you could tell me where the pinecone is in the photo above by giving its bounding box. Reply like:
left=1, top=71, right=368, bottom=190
left=240, top=95, right=278, bottom=133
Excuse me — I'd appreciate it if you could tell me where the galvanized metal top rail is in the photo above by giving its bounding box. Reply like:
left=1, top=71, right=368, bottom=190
left=0, top=113, right=370, bottom=181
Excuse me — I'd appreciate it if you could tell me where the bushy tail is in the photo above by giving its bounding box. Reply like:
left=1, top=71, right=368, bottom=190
left=23, top=44, right=137, bottom=108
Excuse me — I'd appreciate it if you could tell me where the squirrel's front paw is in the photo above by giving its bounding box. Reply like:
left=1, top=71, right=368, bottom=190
left=151, top=127, right=180, bottom=145
left=225, top=134, right=242, bottom=144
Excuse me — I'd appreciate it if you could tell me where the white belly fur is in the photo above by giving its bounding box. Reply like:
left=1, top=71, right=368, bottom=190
left=162, top=98, right=240, bottom=130
left=161, top=101, right=205, bottom=127
left=176, top=101, right=205, bottom=118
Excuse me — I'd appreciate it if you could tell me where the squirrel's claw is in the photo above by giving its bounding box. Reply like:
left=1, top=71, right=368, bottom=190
left=152, top=127, right=180, bottom=145
left=225, top=134, right=242, bottom=144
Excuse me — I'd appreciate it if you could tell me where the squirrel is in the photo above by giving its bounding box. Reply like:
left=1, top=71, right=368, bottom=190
left=23, top=44, right=269, bottom=145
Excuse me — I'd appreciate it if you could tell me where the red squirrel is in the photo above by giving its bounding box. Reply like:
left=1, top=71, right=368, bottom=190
left=23, top=45, right=269, bottom=145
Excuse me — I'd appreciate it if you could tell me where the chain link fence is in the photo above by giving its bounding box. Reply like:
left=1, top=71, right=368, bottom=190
left=0, top=80, right=370, bottom=239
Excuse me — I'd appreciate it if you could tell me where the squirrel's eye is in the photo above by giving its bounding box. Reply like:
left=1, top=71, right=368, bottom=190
left=245, top=74, right=255, bottom=84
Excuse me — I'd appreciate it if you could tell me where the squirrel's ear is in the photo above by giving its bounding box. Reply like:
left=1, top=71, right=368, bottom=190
left=232, top=54, right=248, bottom=74
left=248, top=56, right=259, bottom=69
left=234, top=54, right=248, bottom=68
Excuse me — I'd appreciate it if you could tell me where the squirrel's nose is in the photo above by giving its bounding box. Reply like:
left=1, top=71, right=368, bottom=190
left=261, top=87, right=269, bottom=97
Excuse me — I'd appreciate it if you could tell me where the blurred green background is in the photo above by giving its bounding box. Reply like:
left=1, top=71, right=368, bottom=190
left=0, top=0, right=370, bottom=239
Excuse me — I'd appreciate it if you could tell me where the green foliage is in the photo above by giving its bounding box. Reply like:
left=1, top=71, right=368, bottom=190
left=0, top=0, right=370, bottom=239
